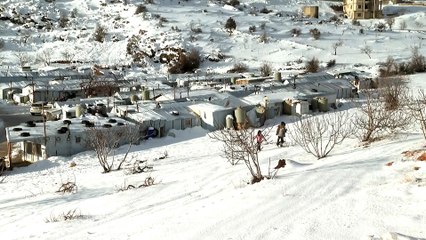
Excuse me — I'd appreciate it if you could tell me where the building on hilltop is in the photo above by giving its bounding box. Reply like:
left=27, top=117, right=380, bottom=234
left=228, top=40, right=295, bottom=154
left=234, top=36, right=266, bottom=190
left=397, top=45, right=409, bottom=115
left=343, top=0, right=383, bottom=19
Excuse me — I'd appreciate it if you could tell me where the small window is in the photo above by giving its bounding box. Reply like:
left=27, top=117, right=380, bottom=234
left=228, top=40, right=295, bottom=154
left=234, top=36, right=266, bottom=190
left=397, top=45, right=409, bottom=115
left=358, top=4, right=362, bottom=9
left=357, top=13, right=362, bottom=17
left=75, top=136, right=81, bottom=143
left=184, top=119, right=192, bottom=127
left=203, top=112, right=207, bottom=119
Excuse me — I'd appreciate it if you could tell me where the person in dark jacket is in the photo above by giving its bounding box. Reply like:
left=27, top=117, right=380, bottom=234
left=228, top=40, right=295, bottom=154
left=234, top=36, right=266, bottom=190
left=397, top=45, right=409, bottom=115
left=276, top=122, right=286, bottom=147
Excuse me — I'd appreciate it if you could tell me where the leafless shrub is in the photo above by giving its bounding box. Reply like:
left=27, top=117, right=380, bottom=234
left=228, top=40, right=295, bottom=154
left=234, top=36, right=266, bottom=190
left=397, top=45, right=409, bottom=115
left=379, top=56, right=399, bottom=77
left=352, top=19, right=361, bottom=26
left=168, top=48, right=201, bottom=74
left=190, top=21, right=202, bottom=33
left=249, top=25, right=256, bottom=33
left=326, top=59, right=336, bottom=68
left=227, top=62, right=248, bottom=73
left=14, top=51, right=32, bottom=67
left=45, top=209, right=85, bottom=223
left=409, top=46, right=426, bottom=73
left=329, top=4, right=343, bottom=12
left=227, top=0, right=240, bottom=7
left=360, top=45, right=372, bottom=59
left=408, top=90, right=426, bottom=142
left=305, top=57, right=319, bottom=73
left=259, top=62, right=272, bottom=77
left=85, top=124, right=140, bottom=173
left=376, top=22, right=386, bottom=32
left=291, top=28, right=301, bottom=37
left=126, top=158, right=153, bottom=174
left=332, top=40, right=343, bottom=55
left=209, top=126, right=274, bottom=184
left=354, top=78, right=412, bottom=142
left=309, top=28, right=321, bottom=40
left=71, top=8, right=78, bottom=18
left=0, top=38, right=5, bottom=50
left=56, top=181, right=77, bottom=194
left=259, top=31, right=268, bottom=43
left=36, top=48, right=54, bottom=66
left=93, top=24, right=107, bottom=43
left=225, top=17, right=237, bottom=35
left=61, top=49, right=76, bottom=64
left=59, top=11, right=69, bottom=28
left=399, top=20, right=407, bottom=30
left=386, top=17, right=395, bottom=31
left=135, top=4, right=147, bottom=15
left=259, top=7, right=272, bottom=14
left=287, top=111, right=354, bottom=159
left=117, top=177, right=156, bottom=191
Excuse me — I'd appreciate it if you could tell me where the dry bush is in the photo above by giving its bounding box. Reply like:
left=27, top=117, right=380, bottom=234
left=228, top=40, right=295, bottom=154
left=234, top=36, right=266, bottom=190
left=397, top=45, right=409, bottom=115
left=209, top=125, right=274, bottom=184
left=305, top=57, right=319, bottom=73
left=386, top=17, right=395, bottom=31
left=259, top=7, right=272, bottom=14
left=93, top=24, right=107, bottom=43
left=227, top=0, right=240, bottom=7
left=225, top=17, right=237, bottom=35
left=58, top=12, right=69, bottom=28
left=326, top=59, right=336, bottom=68
left=332, top=40, right=343, bottom=55
left=287, top=111, right=354, bottom=159
left=168, top=48, right=201, bottom=74
left=56, top=182, right=77, bottom=194
left=375, top=22, right=386, bottom=32
left=310, top=28, right=321, bottom=40
left=259, top=62, right=272, bottom=77
left=118, top=177, right=156, bottom=191
left=227, top=62, right=248, bottom=73
left=259, top=31, right=268, bottom=43
left=36, top=48, right=54, bottom=66
left=354, top=81, right=412, bottom=142
left=135, top=4, right=147, bottom=15
left=408, top=90, right=426, bottom=142
left=360, top=45, right=372, bottom=59
left=190, top=21, right=202, bottom=33
left=249, top=25, right=256, bottom=33
left=399, top=20, right=407, bottom=30
left=379, top=56, right=399, bottom=77
left=291, top=28, right=301, bottom=37
left=352, top=19, right=361, bottom=26
left=85, top=124, right=140, bottom=173
left=329, top=4, right=343, bottom=12
left=409, top=46, right=426, bottom=73
left=45, top=209, right=85, bottom=223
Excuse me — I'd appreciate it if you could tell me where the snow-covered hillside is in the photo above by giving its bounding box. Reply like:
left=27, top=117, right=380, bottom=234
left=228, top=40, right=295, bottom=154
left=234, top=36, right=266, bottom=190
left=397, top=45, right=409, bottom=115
left=0, top=0, right=425, bottom=77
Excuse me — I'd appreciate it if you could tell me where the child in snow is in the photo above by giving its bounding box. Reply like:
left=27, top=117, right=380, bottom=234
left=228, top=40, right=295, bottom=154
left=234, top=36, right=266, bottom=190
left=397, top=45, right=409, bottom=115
left=276, top=122, right=286, bottom=147
left=255, top=130, right=266, bottom=151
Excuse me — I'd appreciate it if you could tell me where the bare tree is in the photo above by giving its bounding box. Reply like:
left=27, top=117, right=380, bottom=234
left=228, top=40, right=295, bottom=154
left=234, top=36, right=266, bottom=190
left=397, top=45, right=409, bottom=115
left=85, top=124, right=140, bottom=173
left=386, top=17, right=395, bottom=31
left=354, top=77, right=412, bottom=142
left=408, top=90, right=426, bottom=141
left=332, top=39, right=343, bottom=55
left=360, top=45, right=372, bottom=59
left=399, top=20, right=407, bottom=30
left=259, top=62, right=272, bottom=77
left=36, top=48, right=54, bottom=66
left=209, top=126, right=273, bottom=184
left=287, top=111, right=354, bottom=159
left=14, top=51, right=32, bottom=67
left=61, top=49, right=76, bottom=63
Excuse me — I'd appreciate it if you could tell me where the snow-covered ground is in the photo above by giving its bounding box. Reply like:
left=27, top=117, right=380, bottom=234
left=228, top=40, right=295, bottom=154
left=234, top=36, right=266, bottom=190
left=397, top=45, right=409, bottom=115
left=1, top=0, right=426, bottom=239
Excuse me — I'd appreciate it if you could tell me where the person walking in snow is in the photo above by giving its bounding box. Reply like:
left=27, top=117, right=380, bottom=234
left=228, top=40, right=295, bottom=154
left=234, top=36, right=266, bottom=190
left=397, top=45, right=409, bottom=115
left=255, top=130, right=266, bottom=151
left=276, top=122, right=286, bottom=147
